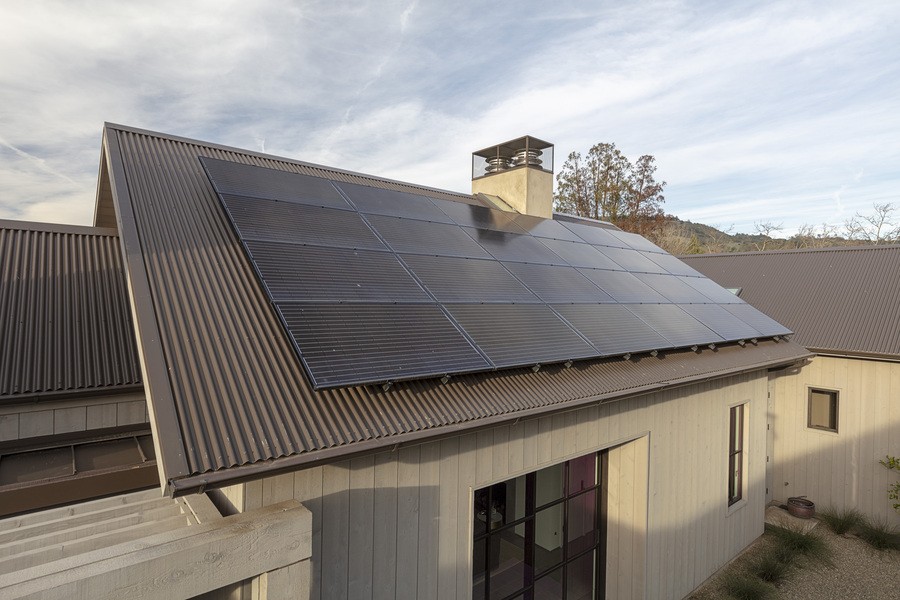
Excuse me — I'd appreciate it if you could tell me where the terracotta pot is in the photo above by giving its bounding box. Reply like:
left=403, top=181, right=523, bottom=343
left=787, top=496, right=816, bottom=519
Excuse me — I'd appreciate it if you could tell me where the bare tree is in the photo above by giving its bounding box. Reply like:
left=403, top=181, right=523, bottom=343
left=752, top=221, right=784, bottom=251
left=705, top=224, right=735, bottom=254
left=843, top=203, right=900, bottom=245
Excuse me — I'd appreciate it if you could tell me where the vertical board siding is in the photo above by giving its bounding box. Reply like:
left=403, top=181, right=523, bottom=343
left=772, top=356, right=900, bottom=527
left=0, top=393, right=148, bottom=442
left=244, top=372, right=768, bottom=600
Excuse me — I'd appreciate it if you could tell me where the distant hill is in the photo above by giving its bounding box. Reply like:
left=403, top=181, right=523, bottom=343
left=655, top=217, right=864, bottom=255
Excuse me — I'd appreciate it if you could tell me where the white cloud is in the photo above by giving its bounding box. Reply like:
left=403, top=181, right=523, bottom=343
left=0, top=0, right=898, bottom=235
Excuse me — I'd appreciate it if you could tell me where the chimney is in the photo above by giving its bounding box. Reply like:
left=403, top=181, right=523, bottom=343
left=471, top=136, right=554, bottom=219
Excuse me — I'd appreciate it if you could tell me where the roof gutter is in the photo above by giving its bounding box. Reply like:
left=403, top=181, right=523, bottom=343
left=165, top=348, right=813, bottom=496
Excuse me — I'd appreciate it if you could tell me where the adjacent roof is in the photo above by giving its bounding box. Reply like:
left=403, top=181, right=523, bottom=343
left=0, top=220, right=141, bottom=402
left=682, top=246, right=900, bottom=359
left=98, top=124, right=810, bottom=494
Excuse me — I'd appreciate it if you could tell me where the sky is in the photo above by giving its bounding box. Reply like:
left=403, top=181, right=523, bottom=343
left=1, top=1, right=898, bottom=236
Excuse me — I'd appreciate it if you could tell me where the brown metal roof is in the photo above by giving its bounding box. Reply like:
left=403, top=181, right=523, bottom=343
left=682, top=246, right=900, bottom=358
left=0, top=220, right=142, bottom=401
left=101, top=124, right=811, bottom=493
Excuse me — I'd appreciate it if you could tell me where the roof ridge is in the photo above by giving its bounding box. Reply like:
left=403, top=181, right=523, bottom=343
left=103, top=122, right=477, bottom=203
left=680, top=243, right=900, bottom=259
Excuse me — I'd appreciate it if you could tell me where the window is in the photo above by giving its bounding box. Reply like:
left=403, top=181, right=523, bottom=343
left=472, top=451, right=606, bottom=600
left=808, top=388, right=838, bottom=432
left=728, top=404, right=745, bottom=506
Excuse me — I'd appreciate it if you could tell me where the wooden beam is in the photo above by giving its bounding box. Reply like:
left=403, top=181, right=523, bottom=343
left=0, top=500, right=311, bottom=600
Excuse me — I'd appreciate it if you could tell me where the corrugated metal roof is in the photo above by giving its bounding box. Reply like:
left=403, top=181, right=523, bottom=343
left=682, top=246, right=900, bottom=358
left=0, top=220, right=141, bottom=401
left=101, top=124, right=810, bottom=492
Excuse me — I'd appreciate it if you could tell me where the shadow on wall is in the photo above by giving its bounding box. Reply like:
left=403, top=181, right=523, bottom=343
left=770, top=413, right=900, bottom=529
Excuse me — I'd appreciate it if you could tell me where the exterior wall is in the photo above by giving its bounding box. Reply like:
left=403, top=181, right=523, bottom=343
left=0, top=392, right=148, bottom=442
left=225, top=371, right=768, bottom=600
left=771, top=355, right=900, bottom=526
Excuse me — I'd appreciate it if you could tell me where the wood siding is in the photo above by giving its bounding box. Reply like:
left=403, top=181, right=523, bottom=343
left=771, top=355, right=900, bottom=526
left=0, top=392, right=148, bottom=442
left=231, top=371, right=768, bottom=600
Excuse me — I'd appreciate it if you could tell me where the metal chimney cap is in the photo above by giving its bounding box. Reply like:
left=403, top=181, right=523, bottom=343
left=472, top=135, right=553, bottom=160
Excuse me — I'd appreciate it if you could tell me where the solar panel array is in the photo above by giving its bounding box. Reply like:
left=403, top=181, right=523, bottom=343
left=201, top=157, right=791, bottom=389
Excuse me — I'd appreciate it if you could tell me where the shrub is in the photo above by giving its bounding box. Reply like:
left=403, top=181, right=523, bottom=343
left=749, top=551, right=792, bottom=584
left=856, top=518, right=900, bottom=551
left=766, top=524, right=833, bottom=566
left=881, top=455, right=900, bottom=513
left=721, top=572, right=775, bottom=600
left=818, top=506, right=864, bottom=535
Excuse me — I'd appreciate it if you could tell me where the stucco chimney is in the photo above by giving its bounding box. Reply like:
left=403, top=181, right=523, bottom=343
left=471, top=136, right=554, bottom=219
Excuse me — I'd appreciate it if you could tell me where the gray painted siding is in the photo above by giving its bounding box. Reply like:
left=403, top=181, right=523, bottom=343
left=0, top=392, right=148, bottom=442
left=233, top=371, right=768, bottom=600
left=771, top=355, right=900, bottom=526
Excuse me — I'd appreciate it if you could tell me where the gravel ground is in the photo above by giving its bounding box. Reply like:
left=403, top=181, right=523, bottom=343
left=688, top=524, right=900, bottom=599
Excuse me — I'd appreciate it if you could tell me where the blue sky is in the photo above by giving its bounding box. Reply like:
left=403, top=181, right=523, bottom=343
left=1, top=1, right=898, bottom=235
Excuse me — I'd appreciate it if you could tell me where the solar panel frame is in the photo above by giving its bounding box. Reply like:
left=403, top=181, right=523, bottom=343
left=597, top=246, right=668, bottom=273
left=400, top=254, right=539, bottom=303
left=578, top=269, right=669, bottom=303
left=445, top=304, right=596, bottom=367
left=678, top=304, right=762, bottom=340
left=634, top=273, right=714, bottom=304
left=279, top=303, right=492, bottom=388
left=245, top=241, right=430, bottom=303
left=625, top=304, right=723, bottom=347
left=558, top=221, right=631, bottom=248
left=463, top=228, right=567, bottom=264
left=502, top=262, right=615, bottom=303
left=365, top=215, right=492, bottom=259
left=434, top=199, right=530, bottom=233
left=681, top=276, right=745, bottom=304
left=201, top=157, right=352, bottom=209
left=552, top=304, right=671, bottom=355
left=537, top=238, right=625, bottom=270
left=722, top=304, right=793, bottom=337
left=223, top=195, right=386, bottom=250
left=511, top=214, right=585, bottom=242
left=335, top=182, right=456, bottom=223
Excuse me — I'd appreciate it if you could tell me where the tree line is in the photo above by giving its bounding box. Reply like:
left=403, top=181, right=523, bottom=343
left=553, top=142, right=899, bottom=254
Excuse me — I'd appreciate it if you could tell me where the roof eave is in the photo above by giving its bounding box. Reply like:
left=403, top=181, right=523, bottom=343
left=165, top=343, right=813, bottom=497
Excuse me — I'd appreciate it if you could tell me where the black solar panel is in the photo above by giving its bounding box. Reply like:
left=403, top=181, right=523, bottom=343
left=681, top=277, right=744, bottom=303
left=607, top=230, right=666, bottom=253
left=336, top=182, right=455, bottom=223
left=224, top=195, right=385, bottom=250
left=634, top=273, right=713, bottom=304
left=578, top=269, right=668, bottom=303
left=598, top=247, right=667, bottom=273
left=553, top=304, right=670, bottom=354
left=206, top=158, right=790, bottom=388
left=643, top=253, right=704, bottom=277
left=246, top=241, right=429, bottom=303
left=464, top=228, right=566, bottom=264
left=401, top=254, right=538, bottom=303
left=445, top=304, right=595, bottom=367
left=279, top=303, right=491, bottom=387
left=626, top=304, right=722, bottom=347
left=537, top=238, right=624, bottom=270
left=366, top=215, right=491, bottom=258
left=559, top=221, right=630, bottom=248
left=502, top=262, right=614, bottom=303
left=201, top=157, right=351, bottom=209
left=679, top=304, right=762, bottom=340
left=722, top=304, right=793, bottom=337
left=511, top=214, right=585, bottom=242
left=434, top=199, right=529, bottom=233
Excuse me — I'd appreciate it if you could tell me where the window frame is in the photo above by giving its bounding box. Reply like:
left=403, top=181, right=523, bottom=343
left=472, top=451, right=607, bottom=600
left=727, top=403, right=746, bottom=508
left=807, top=387, right=839, bottom=433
